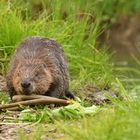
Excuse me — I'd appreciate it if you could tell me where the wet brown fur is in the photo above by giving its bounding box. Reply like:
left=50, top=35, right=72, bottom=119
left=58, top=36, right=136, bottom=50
left=6, top=36, right=71, bottom=99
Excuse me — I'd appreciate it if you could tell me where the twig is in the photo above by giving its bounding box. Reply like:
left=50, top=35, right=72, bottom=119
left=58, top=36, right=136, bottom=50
left=12, top=95, right=62, bottom=102
left=0, top=96, right=71, bottom=110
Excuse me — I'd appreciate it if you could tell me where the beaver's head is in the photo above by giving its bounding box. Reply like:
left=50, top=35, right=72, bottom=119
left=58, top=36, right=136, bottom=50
left=12, top=61, right=53, bottom=95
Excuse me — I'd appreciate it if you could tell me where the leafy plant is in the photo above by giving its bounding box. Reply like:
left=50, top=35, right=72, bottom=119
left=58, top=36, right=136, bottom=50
left=18, top=102, right=99, bottom=122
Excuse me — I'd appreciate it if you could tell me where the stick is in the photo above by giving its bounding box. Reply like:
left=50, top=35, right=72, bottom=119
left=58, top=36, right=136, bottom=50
left=12, top=95, right=62, bottom=102
left=0, top=98, right=71, bottom=110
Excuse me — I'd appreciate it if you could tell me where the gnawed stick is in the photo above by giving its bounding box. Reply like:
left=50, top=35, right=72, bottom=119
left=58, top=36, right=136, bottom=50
left=12, top=95, right=40, bottom=102
left=12, top=95, right=63, bottom=102
left=0, top=97, right=71, bottom=110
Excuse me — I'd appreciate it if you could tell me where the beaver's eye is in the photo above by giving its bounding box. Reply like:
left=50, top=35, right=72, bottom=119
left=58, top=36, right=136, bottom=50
left=35, top=74, right=43, bottom=80
left=35, top=73, right=39, bottom=77
left=35, top=70, right=41, bottom=77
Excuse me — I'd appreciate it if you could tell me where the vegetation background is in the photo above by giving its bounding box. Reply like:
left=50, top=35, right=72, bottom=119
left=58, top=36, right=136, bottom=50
left=0, top=0, right=140, bottom=139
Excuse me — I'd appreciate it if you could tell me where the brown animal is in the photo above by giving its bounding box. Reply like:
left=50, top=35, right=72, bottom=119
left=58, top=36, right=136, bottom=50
left=6, top=36, right=74, bottom=100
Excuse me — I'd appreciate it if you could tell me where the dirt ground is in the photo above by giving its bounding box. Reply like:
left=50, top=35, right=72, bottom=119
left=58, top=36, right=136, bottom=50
left=0, top=112, right=57, bottom=140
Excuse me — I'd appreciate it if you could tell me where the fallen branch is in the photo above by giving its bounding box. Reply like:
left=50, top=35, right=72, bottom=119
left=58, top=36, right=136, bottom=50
left=12, top=95, right=63, bottom=102
left=0, top=95, right=71, bottom=111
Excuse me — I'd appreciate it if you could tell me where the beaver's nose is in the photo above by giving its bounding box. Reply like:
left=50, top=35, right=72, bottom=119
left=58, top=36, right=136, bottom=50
left=21, top=80, right=31, bottom=89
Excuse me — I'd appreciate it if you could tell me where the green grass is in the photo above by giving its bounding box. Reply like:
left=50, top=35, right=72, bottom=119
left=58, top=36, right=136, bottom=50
left=0, top=0, right=140, bottom=140
left=0, top=0, right=115, bottom=89
left=58, top=99, right=140, bottom=140
left=16, top=97, right=140, bottom=140
left=0, top=91, right=9, bottom=103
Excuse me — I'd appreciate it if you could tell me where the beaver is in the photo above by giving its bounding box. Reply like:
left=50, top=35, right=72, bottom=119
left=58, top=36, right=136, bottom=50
left=6, top=36, right=74, bottom=100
